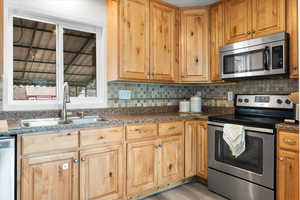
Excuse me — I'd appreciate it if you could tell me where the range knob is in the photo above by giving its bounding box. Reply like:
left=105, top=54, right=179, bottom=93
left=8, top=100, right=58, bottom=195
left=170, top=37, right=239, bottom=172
left=285, top=99, right=291, bottom=104
left=244, top=99, right=249, bottom=103
left=238, top=98, right=243, bottom=103
left=277, top=99, right=283, bottom=104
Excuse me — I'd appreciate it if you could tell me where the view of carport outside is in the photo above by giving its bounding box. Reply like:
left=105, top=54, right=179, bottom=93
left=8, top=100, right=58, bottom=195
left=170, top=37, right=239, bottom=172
left=13, top=17, right=97, bottom=101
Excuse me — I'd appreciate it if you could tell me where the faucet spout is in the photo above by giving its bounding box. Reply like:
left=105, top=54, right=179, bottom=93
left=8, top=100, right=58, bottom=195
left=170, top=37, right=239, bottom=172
left=62, top=82, right=70, bottom=122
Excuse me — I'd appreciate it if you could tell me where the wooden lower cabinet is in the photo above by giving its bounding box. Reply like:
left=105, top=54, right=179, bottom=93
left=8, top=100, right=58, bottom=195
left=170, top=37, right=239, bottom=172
left=158, top=135, right=184, bottom=185
left=196, top=121, right=208, bottom=180
left=277, top=130, right=299, bottom=200
left=184, top=120, right=208, bottom=180
left=277, top=150, right=299, bottom=200
left=127, top=139, right=158, bottom=195
left=21, top=152, right=79, bottom=200
left=184, top=121, right=197, bottom=177
left=80, top=145, right=123, bottom=200
left=127, top=135, right=184, bottom=196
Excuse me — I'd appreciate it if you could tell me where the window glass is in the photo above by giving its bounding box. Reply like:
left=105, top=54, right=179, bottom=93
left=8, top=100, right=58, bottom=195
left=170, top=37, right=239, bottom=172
left=13, top=17, right=57, bottom=100
left=63, top=28, right=97, bottom=97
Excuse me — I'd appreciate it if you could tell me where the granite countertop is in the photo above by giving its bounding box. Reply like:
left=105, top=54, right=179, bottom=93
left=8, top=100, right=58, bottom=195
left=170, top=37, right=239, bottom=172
left=0, top=109, right=232, bottom=137
left=276, top=122, right=299, bottom=133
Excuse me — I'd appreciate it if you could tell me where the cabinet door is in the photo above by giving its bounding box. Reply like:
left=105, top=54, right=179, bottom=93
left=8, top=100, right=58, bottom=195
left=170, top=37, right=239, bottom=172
left=150, top=1, right=176, bottom=81
left=277, top=150, right=299, bottom=200
left=184, top=121, right=197, bottom=177
left=180, top=8, right=210, bottom=82
left=21, top=152, right=79, bottom=200
left=127, top=140, right=158, bottom=195
left=196, top=121, right=208, bottom=180
left=210, top=2, right=224, bottom=82
left=80, top=145, right=123, bottom=200
left=287, top=0, right=298, bottom=78
left=119, top=0, right=150, bottom=80
left=158, top=135, right=184, bottom=185
left=224, top=0, right=252, bottom=44
left=252, top=0, right=285, bottom=38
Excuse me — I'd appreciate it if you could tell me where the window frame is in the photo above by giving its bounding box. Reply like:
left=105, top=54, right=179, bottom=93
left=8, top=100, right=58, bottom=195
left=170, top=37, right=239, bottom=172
left=3, top=8, right=107, bottom=111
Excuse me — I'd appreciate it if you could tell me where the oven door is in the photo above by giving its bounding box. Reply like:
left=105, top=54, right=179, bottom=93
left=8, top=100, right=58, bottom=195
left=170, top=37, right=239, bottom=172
left=208, top=123, right=275, bottom=189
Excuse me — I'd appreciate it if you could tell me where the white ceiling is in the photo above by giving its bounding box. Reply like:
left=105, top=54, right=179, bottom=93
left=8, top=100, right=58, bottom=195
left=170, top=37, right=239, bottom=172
left=161, top=0, right=219, bottom=7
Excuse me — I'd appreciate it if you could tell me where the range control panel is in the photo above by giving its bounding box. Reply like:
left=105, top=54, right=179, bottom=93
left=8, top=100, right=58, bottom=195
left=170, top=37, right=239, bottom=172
left=236, top=95, right=293, bottom=109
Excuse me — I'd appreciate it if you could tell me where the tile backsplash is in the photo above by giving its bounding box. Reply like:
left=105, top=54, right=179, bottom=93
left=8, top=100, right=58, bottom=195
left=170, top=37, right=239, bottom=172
left=108, top=78, right=299, bottom=108
left=107, top=82, right=193, bottom=107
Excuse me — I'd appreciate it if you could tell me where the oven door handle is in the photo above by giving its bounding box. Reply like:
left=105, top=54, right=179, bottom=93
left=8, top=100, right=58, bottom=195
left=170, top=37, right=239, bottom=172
left=263, top=46, right=270, bottom=70
left=208, top=121, right=274, bottom=134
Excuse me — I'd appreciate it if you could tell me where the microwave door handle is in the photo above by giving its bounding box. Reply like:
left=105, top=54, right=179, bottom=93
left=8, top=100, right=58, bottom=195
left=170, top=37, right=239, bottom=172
left=263, top=47, right=270, bottom=70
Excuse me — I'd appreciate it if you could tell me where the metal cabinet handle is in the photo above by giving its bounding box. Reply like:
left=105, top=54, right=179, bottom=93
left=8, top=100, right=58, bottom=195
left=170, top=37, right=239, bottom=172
left=98, top=136, right=105, bottom=140
left=195, top=57, right=199, bottom=63
left=279, top=157, right=286, bottom=161
left=283, top=138, right=296, bottom=145
left=73, top=159, right=79, bottom=163
left=247, top=31, right=251, bottom=35
left=158, top=144, right=163, bottom=148
left=81, top=157, right=86, bottom=162
left=109, top=172, right=113, bottom=177
left=252, top=30, right=256, bottom=34
left=168, top=164, right=173, bottom=170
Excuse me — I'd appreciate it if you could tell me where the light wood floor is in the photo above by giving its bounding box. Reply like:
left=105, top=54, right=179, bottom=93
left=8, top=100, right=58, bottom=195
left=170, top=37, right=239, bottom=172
left=143, top=182, right=227, bottom=200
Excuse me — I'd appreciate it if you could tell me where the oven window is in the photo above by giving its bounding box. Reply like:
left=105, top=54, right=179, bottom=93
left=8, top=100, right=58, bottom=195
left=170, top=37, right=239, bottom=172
left=223, top=50, right=265, bottom=74
left=215, top=130, right=263, bottom=174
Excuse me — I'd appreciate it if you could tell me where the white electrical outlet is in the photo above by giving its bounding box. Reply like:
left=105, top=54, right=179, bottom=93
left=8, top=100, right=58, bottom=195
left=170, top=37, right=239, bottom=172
left=119, top=90, right=131, bottom=100
left=227, top=91, right=234, bottom=101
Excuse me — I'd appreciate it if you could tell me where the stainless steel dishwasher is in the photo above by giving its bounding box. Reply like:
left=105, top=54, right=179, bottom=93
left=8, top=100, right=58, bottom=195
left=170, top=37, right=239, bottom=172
left=0, top=137, right=15, bottom=200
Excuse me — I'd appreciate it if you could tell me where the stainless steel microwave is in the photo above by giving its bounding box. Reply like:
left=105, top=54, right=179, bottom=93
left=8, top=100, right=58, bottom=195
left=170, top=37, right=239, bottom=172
left=220, top=32, right=288, bottom=79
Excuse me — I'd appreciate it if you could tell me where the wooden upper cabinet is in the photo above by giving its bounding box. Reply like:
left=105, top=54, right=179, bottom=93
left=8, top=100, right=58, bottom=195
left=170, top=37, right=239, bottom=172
left=210, top=2, right=224, bottom=82
left=21, top=152, right=79, bottom=200
left=116, top=0, right=150, bottom=80
left=277, top=150, right=299, bottom=200
left=150, top=1, right=177, bottom=82
left=252, top=0, right=285, bottom=38
left=224, top=0, right=287, bottom=44
left=79, top=145, right=123, bottom=200
left=180, top=8, right=210, bottom=82
left=158, top=135, right=184, bottom=185
left=287, top=0, right=299, bottom=78
left=127, top=140, right=158, bottom=195
left=224, top=0, right=252, bottom=44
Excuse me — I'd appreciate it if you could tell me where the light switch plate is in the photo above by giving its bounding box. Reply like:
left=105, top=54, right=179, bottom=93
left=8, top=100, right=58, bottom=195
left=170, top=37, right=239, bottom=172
left=227, top=91, right=234, bottom=101
left=119, top=90, right=131, bottom=100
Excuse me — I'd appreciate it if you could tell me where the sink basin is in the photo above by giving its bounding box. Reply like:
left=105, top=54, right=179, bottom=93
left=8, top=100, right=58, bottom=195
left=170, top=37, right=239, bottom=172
left=69, top=117, right=110, bottom=124
left=22, top=118, right=68, bottom=128
left=21, top=116, right=113, bottom=128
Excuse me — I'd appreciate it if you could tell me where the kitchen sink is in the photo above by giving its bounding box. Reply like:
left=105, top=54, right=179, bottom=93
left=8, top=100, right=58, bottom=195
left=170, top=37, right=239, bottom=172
left=69, top=117, right=111, bottom=124
left=21, top=116, right=113, bottom=128
left=22, top=118, right=68, bottom=128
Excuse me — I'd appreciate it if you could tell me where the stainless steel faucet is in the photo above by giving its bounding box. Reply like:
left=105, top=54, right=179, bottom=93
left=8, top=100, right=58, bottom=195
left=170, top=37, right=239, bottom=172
left=61, top=82, right=70, bottom=122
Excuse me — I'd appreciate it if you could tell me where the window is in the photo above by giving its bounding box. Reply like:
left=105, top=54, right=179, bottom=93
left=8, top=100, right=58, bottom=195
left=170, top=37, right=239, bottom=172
left=3, top=9, right=107, bottom=110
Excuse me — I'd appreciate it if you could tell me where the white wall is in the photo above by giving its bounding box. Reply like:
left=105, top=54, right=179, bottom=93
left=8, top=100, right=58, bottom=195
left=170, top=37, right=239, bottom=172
left=7, top=0, right=106, bottom=26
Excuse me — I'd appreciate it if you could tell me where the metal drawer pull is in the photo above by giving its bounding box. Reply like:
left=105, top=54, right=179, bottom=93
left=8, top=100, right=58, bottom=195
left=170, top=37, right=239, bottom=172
left=283, top=138, right=296, bottom=145
left=135, top=129, right=146, bottom=134
left=168, top=126, right=176, bottom=130
left=98, top=136, right=105, bottom=140
left=81, top=157, right=86, bottom=162
left=73, top=159, right=79, bottom=163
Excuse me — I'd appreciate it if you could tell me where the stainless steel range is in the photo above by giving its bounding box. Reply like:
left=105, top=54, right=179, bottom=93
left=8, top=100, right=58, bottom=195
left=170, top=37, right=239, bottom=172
left=208, top=94, right=294, bottom=200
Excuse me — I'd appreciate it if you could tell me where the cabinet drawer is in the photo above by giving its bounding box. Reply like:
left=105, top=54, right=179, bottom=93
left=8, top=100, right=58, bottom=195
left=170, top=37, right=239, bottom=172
left=80, top=127, right=123, bottom=146
left=22, top=131, right=78, bottom=155
left=279, top=131, right=299, bottom=152
left=126, top=123, right=157, bottom=140
left=159, top=121, right=184, bottom=136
